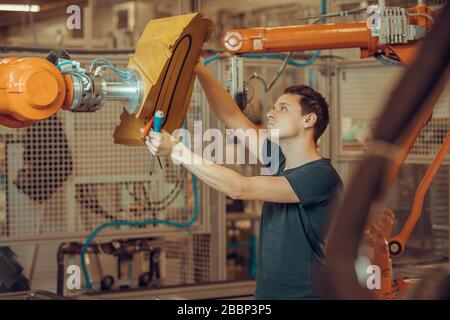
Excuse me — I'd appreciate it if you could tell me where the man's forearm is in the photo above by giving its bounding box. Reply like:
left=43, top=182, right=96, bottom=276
left=195, top=63, right=255, bottom=131
left=168, top=141, right=298, bottom=203
left=171, top=141, right=245, bottom=199
left=194, top=63, right=265, bottom=164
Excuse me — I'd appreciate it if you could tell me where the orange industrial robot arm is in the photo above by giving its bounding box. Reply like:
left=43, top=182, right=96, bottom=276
left=0, top=13, right=212, bottom=148
left=0, top=57, right=73, bottom=128
left=0, top=54, right=143, bottom=129
left=223, top=4, right=434, bottom=64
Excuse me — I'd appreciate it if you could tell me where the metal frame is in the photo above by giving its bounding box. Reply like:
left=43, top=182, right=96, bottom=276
left=84, top=280, right=256, bottom=300
left=331, top=59, right=450, bottom=164
left=204, top=60, right=227, bottom=282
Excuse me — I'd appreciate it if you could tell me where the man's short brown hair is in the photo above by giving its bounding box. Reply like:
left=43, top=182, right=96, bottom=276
left=283, top=85, right=329, bottom=143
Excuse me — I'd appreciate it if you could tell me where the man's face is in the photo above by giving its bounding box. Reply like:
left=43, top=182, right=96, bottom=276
left=266, top=93, right=314, bottom=139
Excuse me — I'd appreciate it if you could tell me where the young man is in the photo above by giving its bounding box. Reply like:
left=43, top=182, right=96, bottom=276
left=142, top=61, right=343, bottom=299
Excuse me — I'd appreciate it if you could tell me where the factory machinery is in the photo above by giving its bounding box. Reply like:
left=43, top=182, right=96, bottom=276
left=0, top=2, right=435, bottom=130
left=0, top=0, right=449, bottom=299
left=0, top=13, right=218, bottom=296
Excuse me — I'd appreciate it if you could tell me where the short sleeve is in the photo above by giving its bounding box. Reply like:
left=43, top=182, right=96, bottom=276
left=283, top=165, right=338, bottom=207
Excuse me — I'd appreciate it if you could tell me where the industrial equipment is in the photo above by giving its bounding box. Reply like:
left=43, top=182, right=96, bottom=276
left=0, top=13, right=212, bottom=145
left=56, top=238, right=165, bottom=295
left=223, top=3, right=434, bottom=64
left=218, top=2, right=436, bottom=122
left=0, top=246, right=29, bottom=292
left=0, top=12, right=213, bottom=294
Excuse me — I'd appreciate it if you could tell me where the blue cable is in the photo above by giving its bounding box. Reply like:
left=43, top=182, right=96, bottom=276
left=80, top=120, right=199, bottom=290
left=89, top=57, right=130, bottom=80
left=99, top=65, right=130, bottom=80
left=204, top=54, right=221, bottom=65
left=242, top=52, right=321, bottom=67
left=56, top=61, right=73, bottom=70
left=204, top=52, right=320, bottom=68
left=57, top=57, right=129, bottom=80
left=89, top=57, right=114, bottom=69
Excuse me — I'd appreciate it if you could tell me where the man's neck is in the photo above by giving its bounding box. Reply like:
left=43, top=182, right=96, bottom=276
left=279, top=134, right=322, bottom=170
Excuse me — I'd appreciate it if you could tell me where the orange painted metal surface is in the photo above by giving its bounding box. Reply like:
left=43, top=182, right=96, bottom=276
left=384, top=82, right=446, bottom=188
left=223, top=22, right=377, bottom=56
left=140, top=116, right=154, bottom=141
left=223, top=5, right=434, bottom=62
left=0, top=57, right=70, bottom=127
left=406, top=4, right=435, bottom=28
left=389, top=130, right=450, bottom=256
left=363, top=208, right=395, bottom=299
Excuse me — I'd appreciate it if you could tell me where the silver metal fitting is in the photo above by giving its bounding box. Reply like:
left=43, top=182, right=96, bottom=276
left=68, top=67, right=143, bottom=114
left=377, top=7, right=427, bottom=45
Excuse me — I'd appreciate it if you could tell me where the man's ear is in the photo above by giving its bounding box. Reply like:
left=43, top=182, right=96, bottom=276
left=304, top=113, right=317, bottom=128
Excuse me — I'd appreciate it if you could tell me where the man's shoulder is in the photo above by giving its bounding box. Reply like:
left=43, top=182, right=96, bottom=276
left=291, top=158, right=343, bottom=187
left=293, top=158, right=334, bottom=173
left=309, top=158, right=338, bottom=173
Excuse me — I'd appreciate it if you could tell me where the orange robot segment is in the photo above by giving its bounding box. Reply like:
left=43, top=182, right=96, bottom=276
left=0, top=57, right=70, bottom=127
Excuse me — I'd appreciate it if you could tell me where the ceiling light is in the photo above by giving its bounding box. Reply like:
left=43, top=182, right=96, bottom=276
left=0, top=4, right=40, bottom=12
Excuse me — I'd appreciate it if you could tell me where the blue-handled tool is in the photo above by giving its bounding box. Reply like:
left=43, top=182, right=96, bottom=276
left=150, top=110, right=164, bottom=175
left=153, top=110, right=164, bottom=133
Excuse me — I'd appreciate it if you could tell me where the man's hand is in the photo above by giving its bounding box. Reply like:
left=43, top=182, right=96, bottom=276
left=141, top=129, right=178, bottom=157
left=194, top=58, right=207, bottom=75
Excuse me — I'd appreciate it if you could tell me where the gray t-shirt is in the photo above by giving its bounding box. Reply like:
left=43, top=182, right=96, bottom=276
left=255, top=140, right=343, bottom=299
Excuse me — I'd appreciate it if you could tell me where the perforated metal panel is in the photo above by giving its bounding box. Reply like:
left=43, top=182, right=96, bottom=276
left=337, top=62, right=450, bottom=160
left=429, top=165, right=449, bottom=258
left=0, top=54, right=221, bottom=289
left=0, top=57, right=212, bottom=242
